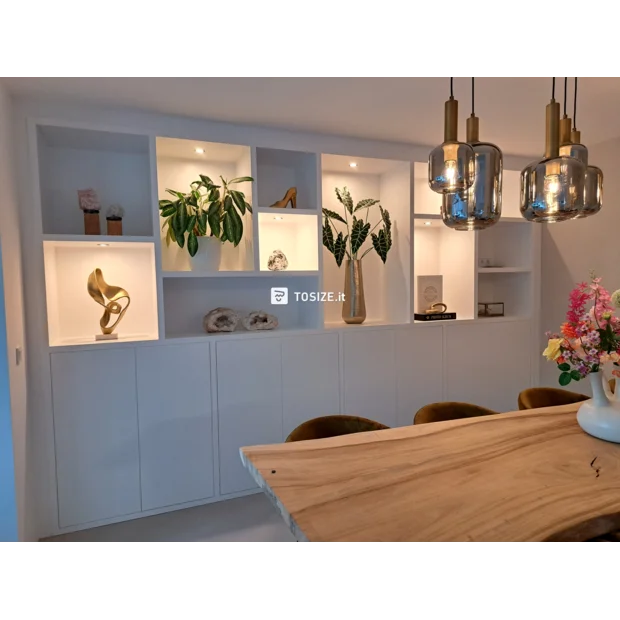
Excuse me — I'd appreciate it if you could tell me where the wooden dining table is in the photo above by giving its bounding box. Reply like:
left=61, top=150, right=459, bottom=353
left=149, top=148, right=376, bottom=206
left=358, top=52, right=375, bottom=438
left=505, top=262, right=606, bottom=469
left=240, top=403, right=620, bottom=541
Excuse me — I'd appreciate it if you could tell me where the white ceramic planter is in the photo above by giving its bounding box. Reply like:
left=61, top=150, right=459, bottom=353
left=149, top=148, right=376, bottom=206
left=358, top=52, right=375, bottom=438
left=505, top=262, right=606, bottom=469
left=577, top=372, right=620, bottom=443
left=190, top=236, right=222, bottom=272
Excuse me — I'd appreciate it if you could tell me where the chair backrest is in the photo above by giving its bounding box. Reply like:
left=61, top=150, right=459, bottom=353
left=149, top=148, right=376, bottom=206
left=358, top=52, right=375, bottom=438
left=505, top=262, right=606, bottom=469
left=414, top=402, right=499, bottom=425
left=286, top=415, right=389, bottom=442
left=517, top=387, right=589, bottom=410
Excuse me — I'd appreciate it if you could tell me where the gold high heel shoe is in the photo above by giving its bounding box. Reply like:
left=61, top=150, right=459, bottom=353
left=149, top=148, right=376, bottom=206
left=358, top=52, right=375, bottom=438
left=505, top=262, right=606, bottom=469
left=87, top=268, right=131, bottom=338
left=269, top=187, right=297, bottom=209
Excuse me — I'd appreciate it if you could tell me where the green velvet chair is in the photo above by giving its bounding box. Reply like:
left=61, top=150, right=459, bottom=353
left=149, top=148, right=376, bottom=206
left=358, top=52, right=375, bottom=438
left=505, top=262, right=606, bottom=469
left=414, top=402, right=499, bottom=425
left=285, top=415, right=389, bottom=442
left=517, top=387, right=589, bottom=410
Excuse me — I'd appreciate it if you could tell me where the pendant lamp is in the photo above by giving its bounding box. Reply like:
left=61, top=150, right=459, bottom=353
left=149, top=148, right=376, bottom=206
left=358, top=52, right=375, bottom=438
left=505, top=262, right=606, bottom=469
left=428, top=78, right=475, bottom=194
left=520, top=77, right=586, bottom=222
left=558, top=78, right=603, bottom=218
left=441, top=78, right=503, bottom=230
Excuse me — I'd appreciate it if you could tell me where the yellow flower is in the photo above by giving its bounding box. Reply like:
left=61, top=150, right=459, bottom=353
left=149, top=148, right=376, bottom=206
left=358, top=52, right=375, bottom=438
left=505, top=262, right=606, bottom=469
left=543, top=338, right=563, bottom=361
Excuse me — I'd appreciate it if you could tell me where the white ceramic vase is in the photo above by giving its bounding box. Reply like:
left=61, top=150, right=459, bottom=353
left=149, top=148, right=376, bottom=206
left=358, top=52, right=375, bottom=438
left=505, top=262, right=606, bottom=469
left=190, top=236, right=222, bottom=272
left=577, top=371, right=620, bottom=443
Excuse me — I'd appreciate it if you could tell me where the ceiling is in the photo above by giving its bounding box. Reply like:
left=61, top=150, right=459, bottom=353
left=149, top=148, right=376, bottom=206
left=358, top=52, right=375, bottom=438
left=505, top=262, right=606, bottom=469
left=4, top=77, right=620, bottom=157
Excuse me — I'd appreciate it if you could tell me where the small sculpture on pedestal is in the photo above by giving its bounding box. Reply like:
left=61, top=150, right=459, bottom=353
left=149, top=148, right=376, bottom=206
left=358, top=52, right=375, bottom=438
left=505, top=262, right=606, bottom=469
left=87, top=268, right=131, bottom=340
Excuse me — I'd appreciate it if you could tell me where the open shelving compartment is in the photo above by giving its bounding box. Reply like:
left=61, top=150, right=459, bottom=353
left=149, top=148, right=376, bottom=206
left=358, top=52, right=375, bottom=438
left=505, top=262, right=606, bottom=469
left=43, top=239, right=159, bottom=346
left=321, top=154, right=412, bottom=327
left=163, top=273, right=322, bottom=339
left=36, top=124, right=154, bottom=238
left=156, top=137, right=254, bottom=273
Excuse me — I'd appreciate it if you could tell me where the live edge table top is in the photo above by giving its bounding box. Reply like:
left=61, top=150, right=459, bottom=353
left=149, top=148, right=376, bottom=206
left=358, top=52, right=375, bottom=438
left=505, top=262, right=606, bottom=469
left=240, top=404, right=620, bottom=541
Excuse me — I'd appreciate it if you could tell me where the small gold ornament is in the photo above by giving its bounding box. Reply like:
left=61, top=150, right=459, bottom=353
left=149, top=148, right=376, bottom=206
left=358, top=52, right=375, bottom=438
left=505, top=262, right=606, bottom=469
left=87, top=268, right=130, bottom=337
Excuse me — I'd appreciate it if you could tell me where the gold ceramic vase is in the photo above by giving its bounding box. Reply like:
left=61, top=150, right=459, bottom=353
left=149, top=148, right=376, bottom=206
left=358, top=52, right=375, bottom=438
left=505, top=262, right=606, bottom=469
left=342, top=259, right=366, bottom=324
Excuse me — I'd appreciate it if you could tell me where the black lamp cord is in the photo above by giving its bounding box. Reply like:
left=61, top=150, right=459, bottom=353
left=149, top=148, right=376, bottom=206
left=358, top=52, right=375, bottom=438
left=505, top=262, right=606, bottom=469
left=450, top=77, right=454, bottom=99
left=471, top=77, right=475, bottom=115
left=573, top=77, right=578, bottom=130
left=563, top=77, right=568, bottom=117
left=552, top=77, right=556, bottom=101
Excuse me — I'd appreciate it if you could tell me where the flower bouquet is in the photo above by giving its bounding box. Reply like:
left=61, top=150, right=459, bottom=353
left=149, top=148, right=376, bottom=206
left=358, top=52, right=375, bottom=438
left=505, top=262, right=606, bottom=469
left=543, top=274, right=620, bottom=443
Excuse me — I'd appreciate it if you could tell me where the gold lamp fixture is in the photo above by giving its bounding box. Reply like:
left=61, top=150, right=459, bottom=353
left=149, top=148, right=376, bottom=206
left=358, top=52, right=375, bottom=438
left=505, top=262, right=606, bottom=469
left=558, top=77, right=603, bottom=218
left=428, top=78, right=475, bottom=194
left=441, top=77, right=503, bottom=230
left=520, top=77, right=586, bottom=222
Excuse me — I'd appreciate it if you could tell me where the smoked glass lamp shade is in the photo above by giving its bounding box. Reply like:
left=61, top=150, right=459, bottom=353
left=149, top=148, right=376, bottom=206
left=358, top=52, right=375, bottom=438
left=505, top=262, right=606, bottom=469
left=520, top=156, right=586, bottom=223
left=559, top=141, right=603, bottom=218
left=429, top=141, right=475, bottom=194
left=441, top=141, right=502, bottom=230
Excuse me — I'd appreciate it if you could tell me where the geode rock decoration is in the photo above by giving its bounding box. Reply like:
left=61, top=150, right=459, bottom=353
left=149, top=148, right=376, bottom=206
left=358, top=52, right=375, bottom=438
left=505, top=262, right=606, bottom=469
left=203, top=307, right=240, bottom=333
left=242, top=311, right=278, bottom=331
left=267, top=249, right=288, bottom=271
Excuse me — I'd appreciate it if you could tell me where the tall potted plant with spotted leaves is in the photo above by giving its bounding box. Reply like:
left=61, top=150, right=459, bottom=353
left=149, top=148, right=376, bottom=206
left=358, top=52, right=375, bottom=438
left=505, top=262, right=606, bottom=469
left=322, top=187, right=392, bottom=324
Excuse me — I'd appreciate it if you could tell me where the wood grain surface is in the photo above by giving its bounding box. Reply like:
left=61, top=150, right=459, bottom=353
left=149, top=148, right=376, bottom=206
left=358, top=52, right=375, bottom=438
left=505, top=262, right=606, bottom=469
left=240, top=404, right=620, bottom=541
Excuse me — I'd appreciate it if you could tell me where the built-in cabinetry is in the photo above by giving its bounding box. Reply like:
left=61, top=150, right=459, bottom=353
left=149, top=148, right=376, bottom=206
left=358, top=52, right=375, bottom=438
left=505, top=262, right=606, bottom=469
left=20, top=107, right=541, bottom=537
left=47, top=321, right=533, bottom=532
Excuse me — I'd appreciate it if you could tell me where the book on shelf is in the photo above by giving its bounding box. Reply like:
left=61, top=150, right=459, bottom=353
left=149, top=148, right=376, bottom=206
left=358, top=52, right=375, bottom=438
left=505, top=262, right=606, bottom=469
left=413, top=312, right=457, bottom=321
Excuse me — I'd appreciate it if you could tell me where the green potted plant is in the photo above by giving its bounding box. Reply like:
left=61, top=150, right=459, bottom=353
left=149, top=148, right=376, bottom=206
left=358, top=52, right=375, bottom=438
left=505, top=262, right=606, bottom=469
left=323, top=187, right=392, bottom=324
left=159, top=174, right=253, bottom=271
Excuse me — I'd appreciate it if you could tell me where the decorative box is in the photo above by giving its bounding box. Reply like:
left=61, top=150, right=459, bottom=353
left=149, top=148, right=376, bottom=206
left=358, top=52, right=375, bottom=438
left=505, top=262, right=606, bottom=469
left=478, top=302, right=505, bottom=318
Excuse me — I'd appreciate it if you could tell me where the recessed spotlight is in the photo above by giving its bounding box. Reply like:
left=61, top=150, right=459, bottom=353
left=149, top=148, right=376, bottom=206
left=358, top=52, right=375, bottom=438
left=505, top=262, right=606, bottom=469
left=195, top=147, right=205, bottom=154
left=349, top=162, right=358, bottom=168
left=274, top=216, right=284, bottom=221
left=424, top=221, right=432, bottom=226
left=97, top=243, right=110, bottom=247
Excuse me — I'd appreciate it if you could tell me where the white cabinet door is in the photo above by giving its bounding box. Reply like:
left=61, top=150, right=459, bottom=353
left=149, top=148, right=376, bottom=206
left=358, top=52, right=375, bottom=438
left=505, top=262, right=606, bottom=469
left=282, top=333, right=340, bottom=438
left=51, top=349, right=140, bottom=527
left=396, top=326, right=444, bottom=426
left=217, top=339, right=283, bottom=495
left=137, top=343, right=214, bottom=511
left=445, top=320, right=532, bottom=412
left=342, top=329, right=397, bottom=427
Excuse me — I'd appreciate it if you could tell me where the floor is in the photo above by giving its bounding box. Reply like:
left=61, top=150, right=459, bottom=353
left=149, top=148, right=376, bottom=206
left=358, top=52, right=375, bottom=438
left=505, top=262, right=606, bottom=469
left=45, top=493, right=296, bottom=542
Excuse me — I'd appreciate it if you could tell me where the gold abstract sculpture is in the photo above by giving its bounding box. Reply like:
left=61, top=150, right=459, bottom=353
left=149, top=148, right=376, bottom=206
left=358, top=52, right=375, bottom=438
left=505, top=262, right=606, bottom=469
left=87, top=268, right=130, bottom=337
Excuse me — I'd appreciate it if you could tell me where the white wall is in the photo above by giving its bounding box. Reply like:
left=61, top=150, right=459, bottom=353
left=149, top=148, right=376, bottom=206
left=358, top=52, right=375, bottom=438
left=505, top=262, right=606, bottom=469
left=541, top=138, right=620, bottom=388
left=0, top=84, right=28, bottom=539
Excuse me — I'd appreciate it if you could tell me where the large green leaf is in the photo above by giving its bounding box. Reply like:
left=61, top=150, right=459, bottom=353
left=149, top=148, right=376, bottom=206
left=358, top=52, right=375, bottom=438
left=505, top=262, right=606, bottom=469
left=225, top=197, right=243, bottom=245
left=323, top=217, right=335, bottom=253
left=372, top=229, right=390, bottom=264
left=186, top=214, right=197, bottom=233
left=159, top=199, right=174, bottom=208
left=160, top=205, right=177, bottom=218
left=380, top=207, right=392, bottom=247
left=207, top=201, right=221, bottom=238
left=208, top=188, right=220, bottom=202
left=187, top=231, right=198, bottom=257
left=350, top=218, right=371, bottom=257
left=322, top=207, right=346, bottom=225
left=229, top=176, right=253, bottom=184
left=354, top=198, right=380, bottom=213
left=230, top=190, right=247, bottom=215
left=197, top=212, right=207, bottom=236
left=176, top=201, right=188, bottom=234
left=334, top=232, right=348, bottom=267
left=245, top=202, right=253, bottom=214
left=570, top=370, right=582, bottom=381
left=336, top=187, right=354, bottom=214
left=558, top=363, right=570, bottom=372
left=199, top=174, right=214, bottom=187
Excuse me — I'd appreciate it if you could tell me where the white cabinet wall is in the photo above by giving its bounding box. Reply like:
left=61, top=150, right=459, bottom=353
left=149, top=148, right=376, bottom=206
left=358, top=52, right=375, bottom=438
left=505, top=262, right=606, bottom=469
left=445, top=321, right=532, bottom=413
left=51, top=349, right=141, bottom=527
left=281, top=333, right=340, bottom=438
left=216, top=339, right=283, bottom=496
left=48, top=320, right=534, bottom=533
left=136, top=343, right=214, bottom=511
